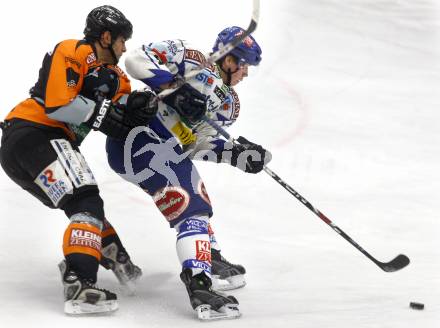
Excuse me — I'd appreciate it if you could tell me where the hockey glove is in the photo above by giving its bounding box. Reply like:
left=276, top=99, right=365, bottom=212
left=85, top=99, right=131, bottom=139
left=81, top=65, right=119, bottom=102
left=124, top=90, right=158, bottom=126
left=231, top=136, right=272, bottom=174
left=162, top=83, right=207, bottom=123
left=85, top=90, right=159, bottom=139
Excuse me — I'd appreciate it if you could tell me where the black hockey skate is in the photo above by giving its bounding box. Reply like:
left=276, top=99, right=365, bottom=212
left=180, top=268, right=241, bottom=321
left=100, top=242, right=142, bottom=293
left=58, top=260, right=118, bottom=315
left=211, top=249, right=246, bottom=291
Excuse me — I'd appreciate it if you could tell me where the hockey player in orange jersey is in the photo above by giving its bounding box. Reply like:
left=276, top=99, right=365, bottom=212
left=0, top=5, right=157, bottom=315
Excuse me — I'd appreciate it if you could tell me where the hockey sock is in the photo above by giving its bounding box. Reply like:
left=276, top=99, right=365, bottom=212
left=63, top=213, right=103, bottom=282
left=101, top=219, right=127, bottom=253
left=175, top=215, right=211, bottom=277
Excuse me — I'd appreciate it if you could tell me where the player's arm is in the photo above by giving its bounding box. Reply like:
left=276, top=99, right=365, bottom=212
left=125, top=42, right=207, bottom=124
left=40, top=45, right=157, bottom=138
left=186, top=126, right=271, bottom=174
left=125, top=42, right=178, bottom=90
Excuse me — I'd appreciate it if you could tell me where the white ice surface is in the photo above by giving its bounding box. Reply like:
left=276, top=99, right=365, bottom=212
left=0, top=1, right=439, bottom=327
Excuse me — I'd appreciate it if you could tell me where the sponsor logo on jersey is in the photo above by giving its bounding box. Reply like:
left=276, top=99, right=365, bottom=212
left=86, top=52, right=97, bottom=65
left=50, top=139, right=97, bottom=189
left=214, top=85, right=227, bottom=103
left=35, top=160, right=74, bottom=206
left=65, top=57, right=81, bottom=68
left=165, top=40, right=178, bottom=56
left=171, top=122, right=196, bottom=145
left=196, top=240, right=211, bottom=262
left=183, top=259, right=211, bottom=273
left=153, top=186, right=190, bottom=221
left=184, top=218, right=208, bottom=232
left=151, top=48, right=168, bottom=64
left=206, top=96, right=217, bottom=112
left=184, top=49, right=206, bottom=65
left=195, top=73, right=214, bottom=86
left=69, top=228, right=102, bottom=251
left=66, top=67, right=79, bottom=88
left=67, top=80, right=77, bottom=87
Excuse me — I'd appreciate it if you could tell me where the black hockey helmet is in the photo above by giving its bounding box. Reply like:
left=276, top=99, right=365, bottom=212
left=84, top=5, right=133, bottom=41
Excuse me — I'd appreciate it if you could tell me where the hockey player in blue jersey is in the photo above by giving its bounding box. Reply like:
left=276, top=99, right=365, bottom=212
left=106, top=26, right=272, bottom=320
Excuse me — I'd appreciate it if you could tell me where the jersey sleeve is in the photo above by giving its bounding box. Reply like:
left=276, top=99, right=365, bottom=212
left=38, top=40, right=98, bottom=124
left=125, top=40, right=186, bottom=90
left=44, top=42, right=131, bottom=126
left=125, top=39, right=241, bottom=159
left=42, top=40, right=91, bottom=111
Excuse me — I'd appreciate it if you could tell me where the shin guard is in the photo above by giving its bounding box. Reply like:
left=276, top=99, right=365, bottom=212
left=175, top=215, right=211, bottom=277
left=63, top=213, right=103, bottom=281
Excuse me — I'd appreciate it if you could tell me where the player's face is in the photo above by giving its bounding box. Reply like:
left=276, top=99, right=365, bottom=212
left=222, top=55, right=249, bottom=86
left=111, top=36, right=127, bottom=60
left=229, top=62, right=249, bottom=86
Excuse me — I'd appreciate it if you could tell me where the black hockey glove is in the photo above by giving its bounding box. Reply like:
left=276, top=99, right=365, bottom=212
left=81, top=65, right=119, bottom=102
left=85, top=90, right=158, bottom=139
left=85, top=98, right=131, bottom=139
left=124, top=90, right=158, bottom=126
left=231, top=136, right=272, bottom=174
left=162, top=83, right=207, bottom=123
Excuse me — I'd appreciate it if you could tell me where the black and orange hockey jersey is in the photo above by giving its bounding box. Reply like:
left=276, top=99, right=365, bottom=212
left=5, top=39, right=131, bottom=141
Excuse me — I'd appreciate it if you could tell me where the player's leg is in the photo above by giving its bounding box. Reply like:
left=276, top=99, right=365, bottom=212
left=0, top=124, right=117, bottom=314
left=208, top=223, right=246, bottom=291
left=100, top=219, right=142, bottom=287
left=107, top=130, right=241, bottom=320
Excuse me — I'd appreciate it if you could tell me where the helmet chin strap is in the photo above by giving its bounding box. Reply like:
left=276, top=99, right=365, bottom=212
left=98, top=37, right=118, bottom=65
left=108, top=45, right=118, bottom=64
left=218, top=58, right=240, bottom=86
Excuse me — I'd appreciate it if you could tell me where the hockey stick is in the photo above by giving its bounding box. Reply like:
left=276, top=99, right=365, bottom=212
left=156, top=0, right=260, bottom=100
left=202, top=115, right=410, bottom=272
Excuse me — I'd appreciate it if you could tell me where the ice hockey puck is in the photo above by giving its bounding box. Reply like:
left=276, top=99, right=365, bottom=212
left=409, top=302, right=424, bottom=310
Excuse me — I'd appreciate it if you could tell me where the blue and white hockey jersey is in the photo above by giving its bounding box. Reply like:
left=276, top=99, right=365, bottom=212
left=124, top=39, right=240, bottom=161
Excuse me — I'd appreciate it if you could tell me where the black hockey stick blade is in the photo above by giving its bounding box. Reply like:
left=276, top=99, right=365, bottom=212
left=378, top=254, right=410, bottom=272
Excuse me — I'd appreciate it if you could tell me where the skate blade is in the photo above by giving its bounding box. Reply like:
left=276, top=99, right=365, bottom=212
left=64, top=300, right=118, bottom=315
left=196, top=304, right=241, bottom=321
left=212, top=275, right=246, bottom=291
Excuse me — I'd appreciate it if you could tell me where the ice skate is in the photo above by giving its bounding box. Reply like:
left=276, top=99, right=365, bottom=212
left=100, top=242, right=142, bottom=293
left=58, top=260, right=118, bottom=315
left=180, top=268, right=241, bottom=321
left=211, top=249, right=246, bottom=291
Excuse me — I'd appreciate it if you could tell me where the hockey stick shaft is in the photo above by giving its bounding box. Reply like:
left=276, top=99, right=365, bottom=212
left=202, top=115, right=410, bottom=272
left=156, top=0, right=260, bottom=100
